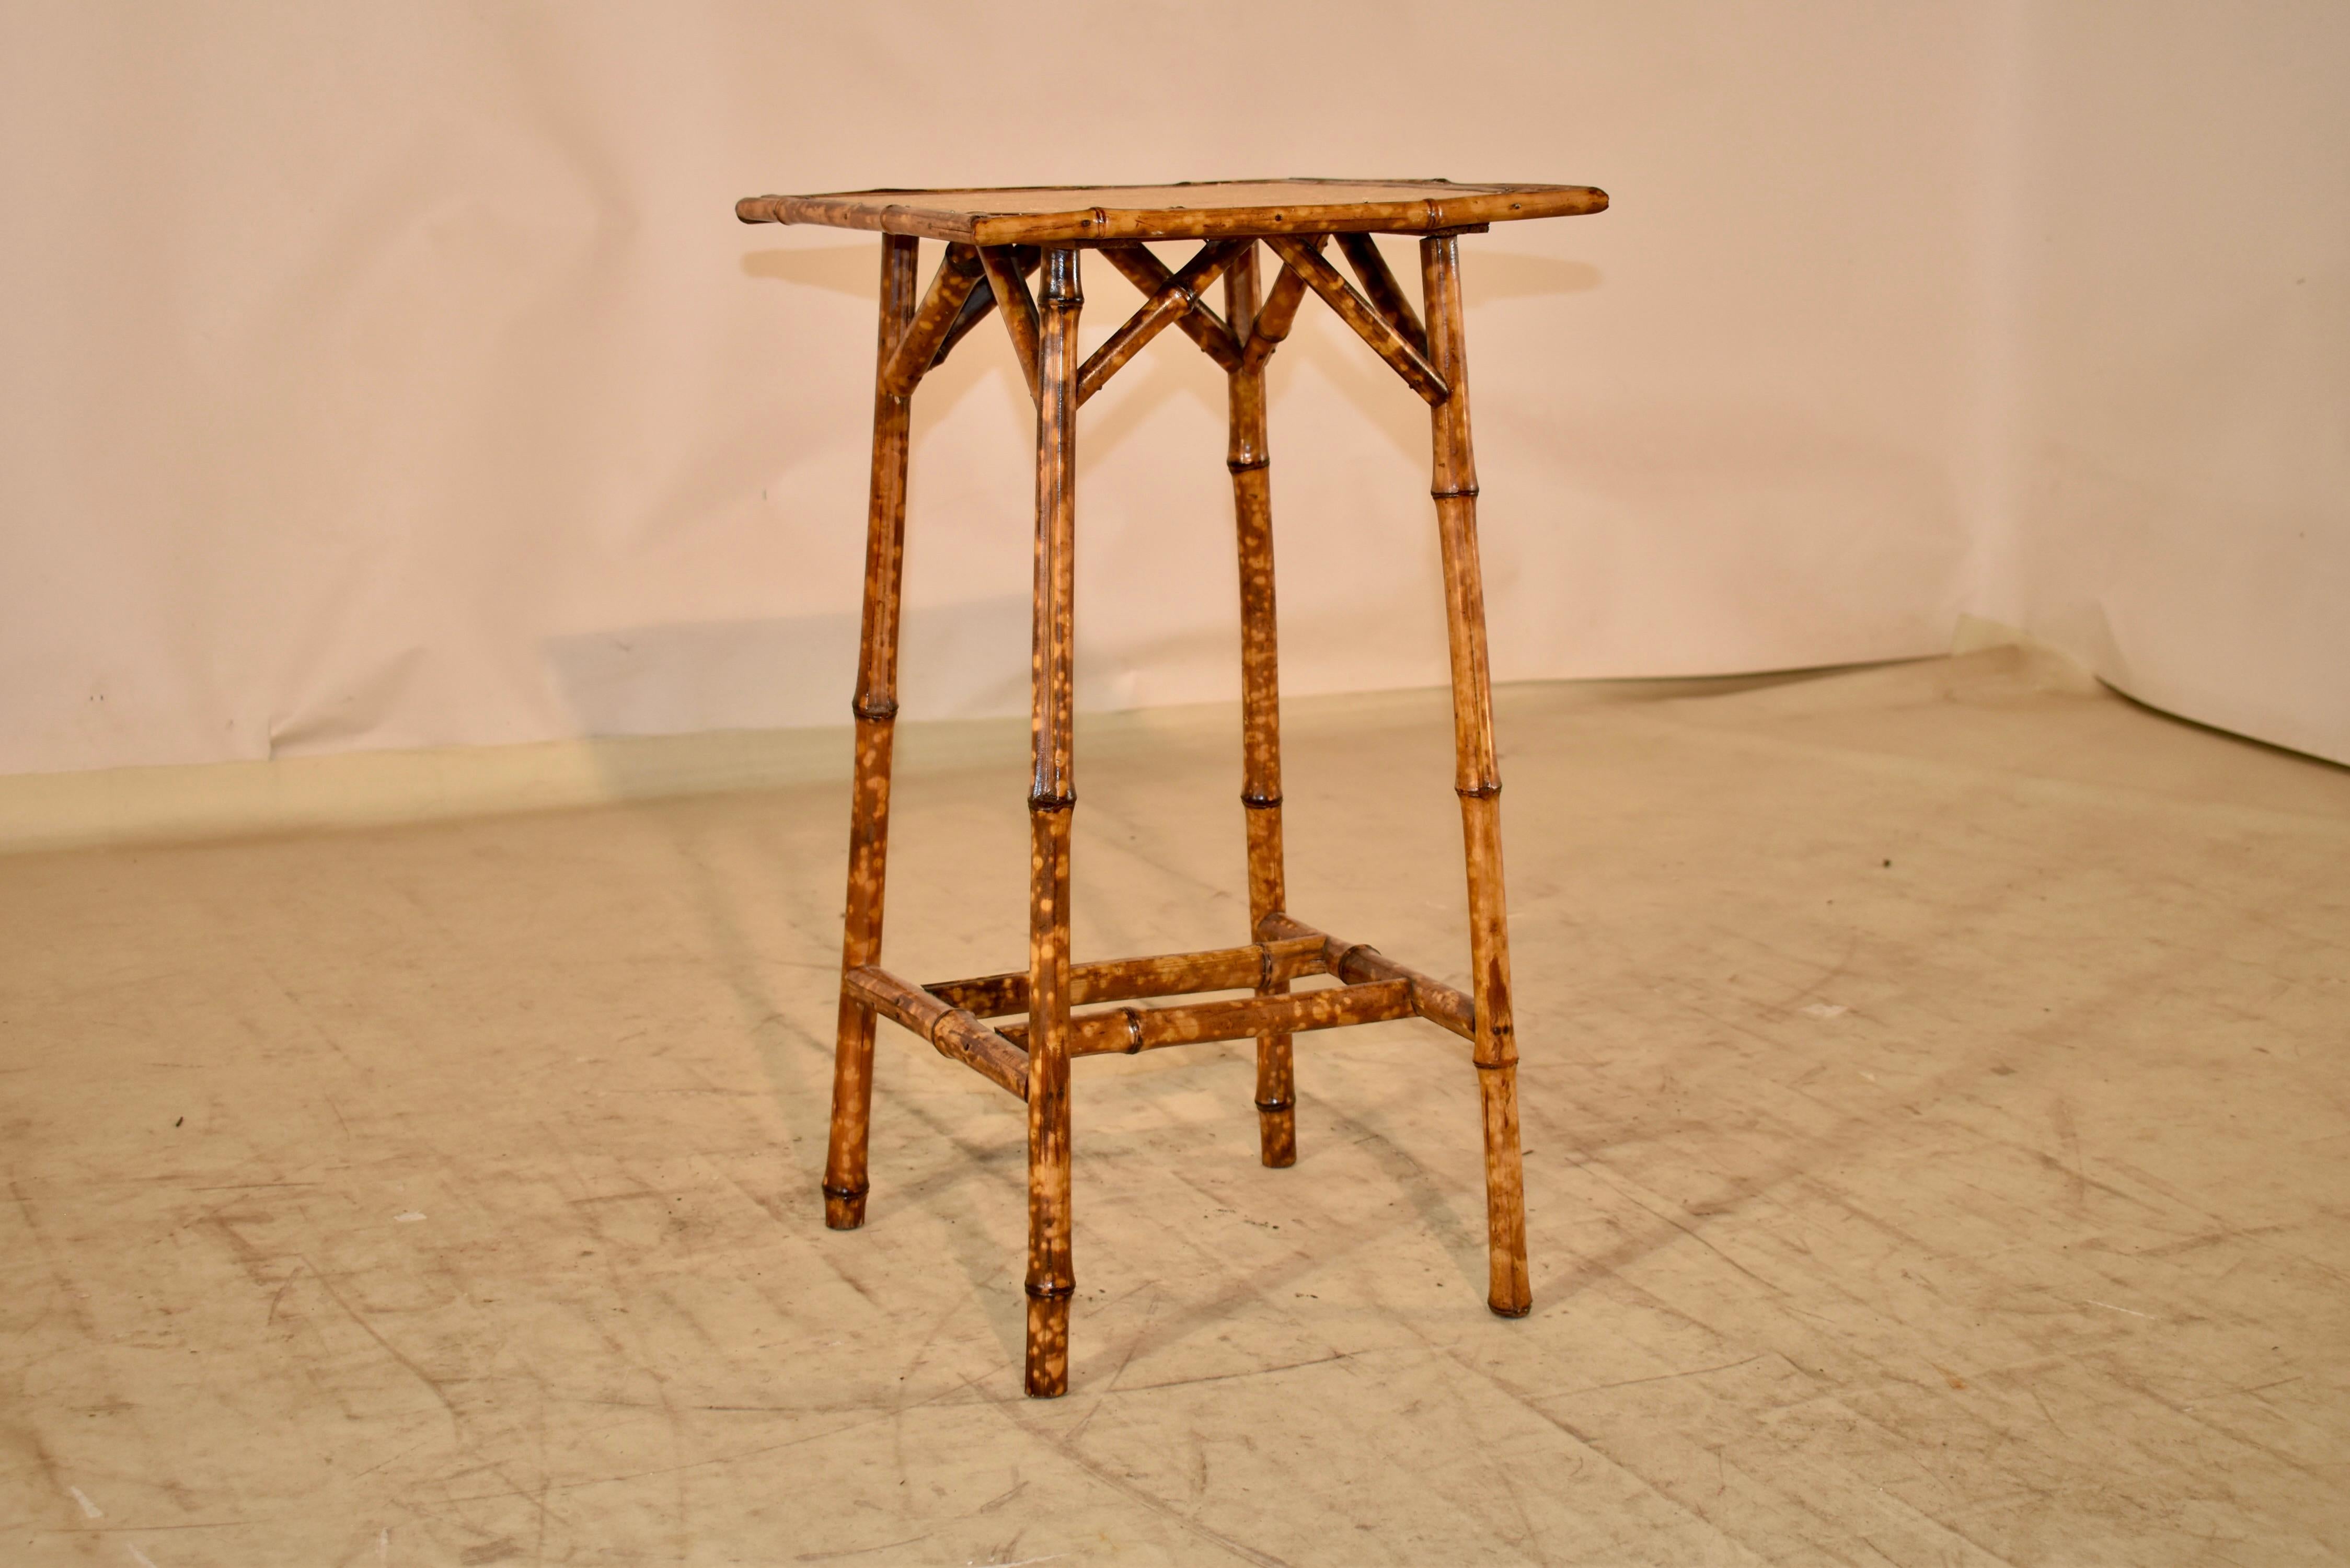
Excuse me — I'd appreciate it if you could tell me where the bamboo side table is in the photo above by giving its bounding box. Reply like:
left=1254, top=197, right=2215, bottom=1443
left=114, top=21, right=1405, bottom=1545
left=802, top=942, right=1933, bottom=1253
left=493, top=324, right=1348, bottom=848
left=736, top=179, right=1609, bottom=1397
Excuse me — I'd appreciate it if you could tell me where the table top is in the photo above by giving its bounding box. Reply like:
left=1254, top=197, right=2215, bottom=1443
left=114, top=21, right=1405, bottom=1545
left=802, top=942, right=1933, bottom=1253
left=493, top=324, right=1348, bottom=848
left=735, top=179, right=1607, bottom=246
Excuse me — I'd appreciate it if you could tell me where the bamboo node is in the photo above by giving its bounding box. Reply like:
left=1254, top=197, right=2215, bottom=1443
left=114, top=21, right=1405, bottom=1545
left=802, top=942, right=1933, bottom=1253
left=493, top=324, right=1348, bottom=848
left=1334, top=942, right=1379, bottom=976
left=1024, top=1279, right=1076, bottom=1301
left=1121, top=1008, right=1145, bottom=1054
left=1226, top=456, right=1269, bottom=474
left=1431, top=485, right=1481, bottom=500
left=1257, top=943, right=1275, bottom=991
left=851, top=697, right=898, bottom=721
left=1029, top=789, right=1076, bottom=814
left=1254, top=1098, right=1294, bottom=1114
left=1456, top=781, right=1502, bottom=800
left=821, top=1181, right=869, bottom=1200
left=1041, top=247, right=1082, bottom=306
left=1241, top=791, right=1283, bottom=810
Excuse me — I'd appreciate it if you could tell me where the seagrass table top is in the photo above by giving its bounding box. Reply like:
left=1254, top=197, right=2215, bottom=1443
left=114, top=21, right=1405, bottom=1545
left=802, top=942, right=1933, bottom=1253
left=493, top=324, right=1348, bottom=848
left=734, top=178, right=1608, bottom=245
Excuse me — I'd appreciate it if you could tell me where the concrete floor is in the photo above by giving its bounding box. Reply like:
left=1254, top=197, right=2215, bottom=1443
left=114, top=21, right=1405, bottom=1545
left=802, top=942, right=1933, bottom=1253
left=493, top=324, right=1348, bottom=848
left=4, top=646, right=2347, bottom=1565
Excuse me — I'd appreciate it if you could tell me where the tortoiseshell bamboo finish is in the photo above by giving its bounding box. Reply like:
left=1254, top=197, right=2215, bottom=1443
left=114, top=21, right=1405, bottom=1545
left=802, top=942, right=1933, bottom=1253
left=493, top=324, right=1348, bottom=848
left=1240, top=237, right=1320, bottom=372
left=763, top=179, right=1604, bottom=1397
left=822, top=233, right=920, bottom=1234
left=1024, top=246, right=1082, bottom=1398
left=975, top=246, right=1042, bottom=400
left=841, top=965, right=1029, bottom=1098
left=1224, top=243, right=1297, bottom=1169
left=1335, top=233, right=1430, bottom=360
left=880, top=243, right=986, bottom=397
left=1265, top=236, right=1449, bottom=404
left=1097, top=243, right=1245, bottom=373
left=1076, top=240, right=1247, bottom=406
left=928, top=932, right=1328, bottom=1018
left=737, top=178, right=1608, bottom=244
left=1422, top=233, right=1531, bottom=1317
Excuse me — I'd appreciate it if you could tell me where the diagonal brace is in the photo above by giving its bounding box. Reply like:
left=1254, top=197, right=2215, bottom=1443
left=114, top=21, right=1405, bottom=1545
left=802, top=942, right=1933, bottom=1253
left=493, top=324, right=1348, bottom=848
left=977, top=246, right=1043, bottom=400
left=880, top=243, right=989, bottom=396
left=1094, top=242, right=1246, bottom=377
left=1240, top=236, right=1323, bottom=371
left=1334, top=233, right=1429, bottom=359
left=1264, top=236, right=1450, bottom=404
left=1077, top=240, right=1249, bottom=405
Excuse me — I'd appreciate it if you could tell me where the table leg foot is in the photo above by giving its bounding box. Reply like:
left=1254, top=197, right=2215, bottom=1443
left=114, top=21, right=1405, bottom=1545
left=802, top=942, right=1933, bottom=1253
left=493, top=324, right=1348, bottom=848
left=1024, top=1294, right=1072, bottom=1398
left=821, top=1185, right=868, bottom=1231
left=1255, top=1094, right=1297, bottom=1169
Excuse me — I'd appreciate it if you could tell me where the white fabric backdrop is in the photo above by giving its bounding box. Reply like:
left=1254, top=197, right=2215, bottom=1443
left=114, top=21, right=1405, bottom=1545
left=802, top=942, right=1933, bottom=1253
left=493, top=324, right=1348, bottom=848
left=2, top=2, right=2340, bottom=776
left=1977, top=1, right=2350, bottom=766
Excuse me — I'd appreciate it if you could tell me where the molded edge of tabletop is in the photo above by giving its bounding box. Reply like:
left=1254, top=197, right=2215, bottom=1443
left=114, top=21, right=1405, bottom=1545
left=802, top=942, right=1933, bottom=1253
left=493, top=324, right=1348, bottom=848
left=733, top=180, right=1609, bottom=244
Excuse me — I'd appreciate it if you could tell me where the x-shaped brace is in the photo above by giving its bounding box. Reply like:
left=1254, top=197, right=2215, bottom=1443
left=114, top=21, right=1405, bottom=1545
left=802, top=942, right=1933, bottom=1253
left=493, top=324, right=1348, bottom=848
left=1089, top=242, right=1246, bottom=387
left=885, top=233, right=1454, bottom=409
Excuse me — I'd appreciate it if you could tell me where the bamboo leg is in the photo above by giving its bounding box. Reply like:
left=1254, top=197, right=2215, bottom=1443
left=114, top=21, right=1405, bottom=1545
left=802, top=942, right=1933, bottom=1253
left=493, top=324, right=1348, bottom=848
left=1224, top=245, right=1297, bottom=1169
left=825, top=235, right=922, bottom=1231
left=1024, top=245, right=1082, bottom=1397
left=1420, top=234, right=1530, bottom=1317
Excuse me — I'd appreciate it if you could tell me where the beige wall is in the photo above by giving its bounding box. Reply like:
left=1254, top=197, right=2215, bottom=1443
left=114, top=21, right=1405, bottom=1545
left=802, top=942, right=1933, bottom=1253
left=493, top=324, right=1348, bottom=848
left=5, top=3, right=2339, bottom=778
